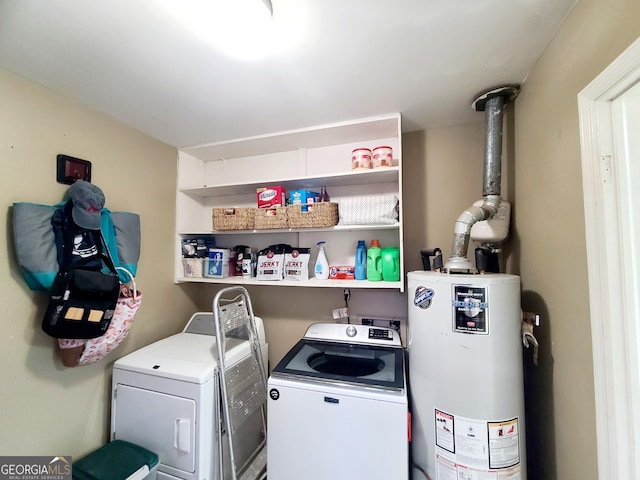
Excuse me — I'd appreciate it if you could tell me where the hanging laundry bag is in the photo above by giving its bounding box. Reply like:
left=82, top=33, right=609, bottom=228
left=58, top=269, right=142, bottom=367
left=11, top=183, right=143, bottom=366
left=12, top=202, right=140, bottom=290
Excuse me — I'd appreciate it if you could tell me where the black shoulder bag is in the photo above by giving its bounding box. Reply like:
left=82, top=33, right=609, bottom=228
left=42, top=229, right=121, bottom=339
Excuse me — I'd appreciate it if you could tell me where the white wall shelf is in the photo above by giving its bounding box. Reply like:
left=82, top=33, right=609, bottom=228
left=175, top=276, right=403, bottom=290
left=181, top=115, right=400, bottom=161
left=180, top=167, right=399, bottom=197
left=178, top=223, right=401, bottom=236
left=175, top=113, right=405, bottom=291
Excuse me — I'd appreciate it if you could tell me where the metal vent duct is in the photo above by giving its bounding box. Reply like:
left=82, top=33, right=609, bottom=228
left=445, top=85, right=520, bottom=271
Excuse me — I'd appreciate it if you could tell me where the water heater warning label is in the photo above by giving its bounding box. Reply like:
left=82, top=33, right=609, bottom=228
left=452, top=285, right=488, bottom=334
left=488, top=419, right=520, bottom=469
left=434, top=409, right=521, bottom=479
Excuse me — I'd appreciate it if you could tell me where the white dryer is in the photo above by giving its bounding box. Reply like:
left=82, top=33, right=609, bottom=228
left=267, top=322, right=408, bottom=480
left=110, top=312, right=268, bottom=480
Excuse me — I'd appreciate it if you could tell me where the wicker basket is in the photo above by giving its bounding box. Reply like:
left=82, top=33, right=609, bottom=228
left=255, top=206, right=288, bottom=230
left=287, top=202, right=339, bottom=228
left=212, top=207, right=256, bottom=231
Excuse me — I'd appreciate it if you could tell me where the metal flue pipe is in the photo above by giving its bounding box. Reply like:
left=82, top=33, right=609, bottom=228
left=483, top=92, right=508, bottom=196
left=445, top=85, right=520, bottom=272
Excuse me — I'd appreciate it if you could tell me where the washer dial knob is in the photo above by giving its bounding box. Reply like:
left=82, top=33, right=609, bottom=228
left=346, top=325, right=357, bottom=337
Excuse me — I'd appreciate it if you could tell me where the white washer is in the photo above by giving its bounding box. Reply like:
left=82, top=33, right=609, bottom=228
left=111, top=312, right=268, bottom=480
left=267, top=322, right=408, bottom=480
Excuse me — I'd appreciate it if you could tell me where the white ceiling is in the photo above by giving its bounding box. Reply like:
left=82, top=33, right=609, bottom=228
left=0, top=0, right=577, bottom=148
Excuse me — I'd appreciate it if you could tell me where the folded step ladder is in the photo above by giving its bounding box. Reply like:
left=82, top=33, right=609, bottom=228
left=213, top=287, right=268, bottom=480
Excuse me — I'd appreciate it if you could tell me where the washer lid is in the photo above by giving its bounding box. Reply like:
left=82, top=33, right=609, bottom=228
left=113, top=333, right=249, bottom=383
left=272, top=338, right=405, bottom=391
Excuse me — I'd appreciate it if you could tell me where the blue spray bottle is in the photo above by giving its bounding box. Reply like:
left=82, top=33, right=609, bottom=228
left=355, top=240, right=367, bottom=280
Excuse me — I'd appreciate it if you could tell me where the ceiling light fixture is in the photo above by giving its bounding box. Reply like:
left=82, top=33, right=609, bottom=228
left=163, top=0, right=273, bottom=61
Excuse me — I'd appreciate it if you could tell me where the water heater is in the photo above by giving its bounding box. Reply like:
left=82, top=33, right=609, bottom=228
left=407, top=271, right=526, bottom=480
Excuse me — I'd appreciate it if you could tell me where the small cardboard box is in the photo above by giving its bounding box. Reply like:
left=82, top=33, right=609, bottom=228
left=289, top=189, right=319, bottom=212
left=257, top=186, right=286, bottom=208
left=329, top=265, right=355, bottom=280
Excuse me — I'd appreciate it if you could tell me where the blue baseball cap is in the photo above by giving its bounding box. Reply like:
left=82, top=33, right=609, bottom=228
left=68, top=180, right=105, bottom=230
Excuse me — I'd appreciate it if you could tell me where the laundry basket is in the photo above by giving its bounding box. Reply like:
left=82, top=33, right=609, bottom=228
left=72, top=440, right=159, bottom=480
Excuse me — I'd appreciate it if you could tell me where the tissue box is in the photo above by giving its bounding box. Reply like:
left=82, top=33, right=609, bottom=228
left=338, top=195, right=399, bottom=225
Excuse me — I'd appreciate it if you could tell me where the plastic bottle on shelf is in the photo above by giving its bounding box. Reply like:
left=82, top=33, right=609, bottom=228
left=366, top=239, right=383, bottom=281
left=381, top=247, right=400, bottom=281
left=315, top=241, right=330, bottom=280
left=319, top=185, right=330, bottom=202
left=355, top=240, right=367, bottom=280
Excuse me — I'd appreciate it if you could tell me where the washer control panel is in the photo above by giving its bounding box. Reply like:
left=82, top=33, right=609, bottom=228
left=304, top=322, right=401, bottom=346
left=368, top=328, right=393, bottom=341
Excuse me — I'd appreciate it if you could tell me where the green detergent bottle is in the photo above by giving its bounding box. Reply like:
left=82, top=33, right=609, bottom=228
left=366, top=239, right=382, bottom=281
left=381, top=247, right=400, bottom=281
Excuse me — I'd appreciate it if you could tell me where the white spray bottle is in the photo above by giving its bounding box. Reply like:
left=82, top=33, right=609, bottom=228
left=315, top=241, right=330, bottom=280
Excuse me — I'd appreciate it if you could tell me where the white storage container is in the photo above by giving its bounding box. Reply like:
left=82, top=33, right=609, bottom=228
left=182, top=258, right=203, bottom=278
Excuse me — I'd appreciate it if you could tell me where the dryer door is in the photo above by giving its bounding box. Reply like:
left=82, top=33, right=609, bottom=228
left=113, top=385, right=197, bottom=474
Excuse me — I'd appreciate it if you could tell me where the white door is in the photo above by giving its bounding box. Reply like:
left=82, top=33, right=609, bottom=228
left=611, top=79, right=640, bottom=469
left=578, top=36, right=640, bottom=480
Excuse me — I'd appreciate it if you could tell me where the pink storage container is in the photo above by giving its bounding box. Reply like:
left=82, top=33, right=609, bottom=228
left=372, top=146, right=393, bottom=168
left=352, top=148, right=372, bottom=170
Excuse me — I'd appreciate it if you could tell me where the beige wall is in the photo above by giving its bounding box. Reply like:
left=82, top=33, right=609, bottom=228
left=0, top=68, right=201, bottom=457
left=402, top=122, right=488, bottom=271
left=513, top=0, right=640, bottom=478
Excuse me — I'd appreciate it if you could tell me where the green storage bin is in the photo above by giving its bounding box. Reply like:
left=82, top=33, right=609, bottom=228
left=72, top=440, right=159, bottom=480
